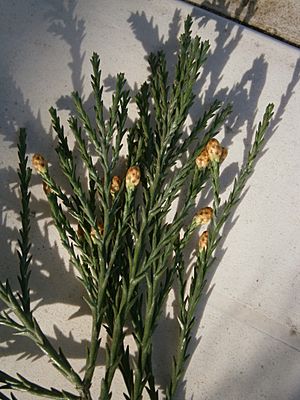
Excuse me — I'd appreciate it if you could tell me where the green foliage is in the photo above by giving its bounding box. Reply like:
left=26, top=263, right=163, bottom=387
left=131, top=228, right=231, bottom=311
left=0, top=15, right=274, bottom=400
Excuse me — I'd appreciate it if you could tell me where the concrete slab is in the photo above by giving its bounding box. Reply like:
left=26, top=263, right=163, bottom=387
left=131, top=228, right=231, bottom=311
left=0, top=0, right=300, bottom=399
left=186, top=0, right=300, bottom=47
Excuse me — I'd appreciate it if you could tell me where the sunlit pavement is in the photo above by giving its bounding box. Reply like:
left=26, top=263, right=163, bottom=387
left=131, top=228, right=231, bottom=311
left=0, top=1, right=299, bottom=399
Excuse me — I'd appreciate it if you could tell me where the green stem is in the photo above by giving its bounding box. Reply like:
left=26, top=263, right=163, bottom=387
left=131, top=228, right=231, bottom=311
left=98, top=191, right=136, bottom=399
left=131, top=279, right=157, bottom=400
left=211, top=160, right=221, bottom=218
left=0, top=370, right=80, bottom=400
left=16, top=128, right=32, bottom=315
left=83, top=311, right=102, bottom=391
left=166, top=260, right=205, bottom=400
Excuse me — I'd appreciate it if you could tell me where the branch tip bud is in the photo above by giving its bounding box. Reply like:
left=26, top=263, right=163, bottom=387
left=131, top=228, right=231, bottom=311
left=110, top=176, right=121, bottom=196
left=199, top=230, right=209, bottom=252
left=196, top=148, right=209, bottom=170
left=193, top=207, right=213, bottom=226
left=42, top=182, right=52, bottom=196
left=32, top=154, right=47, bottom=173
left=126, top=166, right=140, bottom=190
left=206, top=139, right=222, bottom=162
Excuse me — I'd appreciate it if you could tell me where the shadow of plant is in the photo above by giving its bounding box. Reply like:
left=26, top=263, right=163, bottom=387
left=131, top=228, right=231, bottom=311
left=198, top=0, right=258, bottom=23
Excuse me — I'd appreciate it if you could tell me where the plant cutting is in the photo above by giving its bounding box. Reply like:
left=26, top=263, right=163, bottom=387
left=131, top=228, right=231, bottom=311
left=0, top=15, right=274, bottom=400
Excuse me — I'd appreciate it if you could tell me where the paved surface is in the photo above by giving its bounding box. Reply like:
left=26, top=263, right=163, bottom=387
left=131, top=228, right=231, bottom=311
left=188, top=0, right=300, bottom=47
left=0, top=0, right=300, bottom=399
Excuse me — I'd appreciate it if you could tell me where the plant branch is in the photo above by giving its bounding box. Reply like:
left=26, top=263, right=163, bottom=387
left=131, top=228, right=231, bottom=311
left=0, top=371, right=80, bottom=400
left=167, top=103, right=274, bottom=398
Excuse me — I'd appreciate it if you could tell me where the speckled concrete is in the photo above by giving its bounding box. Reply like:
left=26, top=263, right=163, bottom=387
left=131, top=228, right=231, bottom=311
left=0, top=1, right=300, bottom=399
left=187, top=0, right=300, bottom=46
